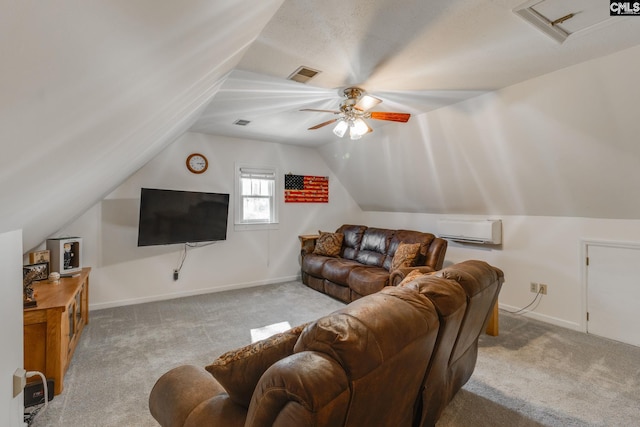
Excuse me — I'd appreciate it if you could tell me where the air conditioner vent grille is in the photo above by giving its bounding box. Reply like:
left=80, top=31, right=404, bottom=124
left=288, top=66, right=321, bottom=83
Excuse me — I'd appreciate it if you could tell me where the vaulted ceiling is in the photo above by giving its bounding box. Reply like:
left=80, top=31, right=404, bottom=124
left=2, top=0, right=640, bottom=251
left=191, top=0, right=640, bottom=146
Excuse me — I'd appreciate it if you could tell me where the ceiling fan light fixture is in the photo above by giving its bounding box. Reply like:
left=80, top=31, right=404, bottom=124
left=333, top=120, right=348, bottom=138
left=349, top=118, right=369, bottom=139
left=303, top=86, right=410, bottom=138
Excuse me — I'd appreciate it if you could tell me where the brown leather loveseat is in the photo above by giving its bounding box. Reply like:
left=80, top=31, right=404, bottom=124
left=301, top=224, right=448, bottom=303
left=149, top=260, right=504, bottom=427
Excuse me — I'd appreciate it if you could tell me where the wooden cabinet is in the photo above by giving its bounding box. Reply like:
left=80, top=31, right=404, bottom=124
left=23, top=267, right=90, bottom=395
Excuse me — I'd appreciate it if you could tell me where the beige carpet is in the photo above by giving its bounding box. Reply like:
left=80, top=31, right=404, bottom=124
left=28, top=281, right=640, bottom=426
left=438, top=312, right=640, bottom=427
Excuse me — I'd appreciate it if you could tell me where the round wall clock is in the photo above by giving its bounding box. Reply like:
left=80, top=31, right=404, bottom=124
left=186, top=153, right=208, bottom=174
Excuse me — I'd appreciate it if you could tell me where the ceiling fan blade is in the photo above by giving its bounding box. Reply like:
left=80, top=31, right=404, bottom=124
left=355, top=95, right=382, bottom=112
left=308, top=118, right=338, bottom=130
left=365, top=121, right=374, bottom=134
left=300, top=108, right=341, bottom=114
left=369, top=112, right=411, bottom=123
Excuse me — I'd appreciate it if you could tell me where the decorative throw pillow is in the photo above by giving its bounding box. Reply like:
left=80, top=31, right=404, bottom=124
left=205, top=323, right=308, bottom=408
left=398, top=269, right=426, bottom=286
left=313, top=231, right=344, bottom=257
left=391, top=242, right=421, bottom=272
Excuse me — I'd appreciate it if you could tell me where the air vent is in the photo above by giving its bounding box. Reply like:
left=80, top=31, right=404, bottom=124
left=287, top=66, right=321, bottom=84
left=233, top=119, right=251, bottom=126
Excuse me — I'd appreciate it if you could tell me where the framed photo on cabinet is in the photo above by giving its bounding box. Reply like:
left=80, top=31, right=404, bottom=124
left=29, top=249, right=50, bottom=265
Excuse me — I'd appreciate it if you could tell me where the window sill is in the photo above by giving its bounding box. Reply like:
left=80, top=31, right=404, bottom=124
left=234, top=222, right=280, bottom=232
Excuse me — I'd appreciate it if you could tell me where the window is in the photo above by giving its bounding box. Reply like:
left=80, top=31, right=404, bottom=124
left=235, top=166, right=278, bottom=226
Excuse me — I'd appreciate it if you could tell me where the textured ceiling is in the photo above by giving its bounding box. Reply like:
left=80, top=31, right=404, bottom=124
left=191, top=0, right=640, bottom=146
left=3, top=0, right=640, bottom=254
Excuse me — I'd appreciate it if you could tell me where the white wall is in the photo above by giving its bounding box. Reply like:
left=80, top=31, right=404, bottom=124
left=311, top=44, right=640, bottom=331
left=360, top=211, right=640, bottom=331
left=319, top=44, right=640, bottom=219
left=0, top=229, right=24, bottom=427
left=58, top=132, right=362, bottom=309
left=0, top=0, right=285, bottom=253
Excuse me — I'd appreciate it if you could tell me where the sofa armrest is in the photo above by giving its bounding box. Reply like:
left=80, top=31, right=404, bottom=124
left=424, top=237, right=448, bottom=270
left=390, top=266, right=436, bottom=287
left=246, top=352, right=350, bottom=427
left=150, top=365, right=237, bottom=427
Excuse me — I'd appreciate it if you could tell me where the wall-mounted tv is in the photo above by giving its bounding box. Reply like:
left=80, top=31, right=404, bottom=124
left=137, top=188, right=230, bottom=246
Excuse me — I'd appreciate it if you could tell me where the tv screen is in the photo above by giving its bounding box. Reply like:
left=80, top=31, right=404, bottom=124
left=137, top=188, right=229, bottom=246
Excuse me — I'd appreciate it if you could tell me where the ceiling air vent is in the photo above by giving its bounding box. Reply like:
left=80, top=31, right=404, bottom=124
left=287, top=66, right=321, bottom=84
left=233, top=119, right=251, bottom=126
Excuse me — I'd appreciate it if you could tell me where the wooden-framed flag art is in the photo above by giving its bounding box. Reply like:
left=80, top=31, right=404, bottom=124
left=284, top=174, right=329, bottom=203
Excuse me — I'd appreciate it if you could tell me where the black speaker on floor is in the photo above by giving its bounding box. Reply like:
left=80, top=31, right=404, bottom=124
left=24, top=379, right=54, bottom=407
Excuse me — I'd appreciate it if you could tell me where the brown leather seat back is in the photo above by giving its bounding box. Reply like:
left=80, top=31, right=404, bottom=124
left=434, top=260, right=504, bottom=407
left=289, top=286, right=440, bottom=427
left=335, top=224, right=366, bottom=260
left=355, top=227, right=394, bottom=267
left=384, top=230, right=435, bottom=270
left=399, top=275, right=468, bottom=427
left=437, top=261, right=503, bottom=363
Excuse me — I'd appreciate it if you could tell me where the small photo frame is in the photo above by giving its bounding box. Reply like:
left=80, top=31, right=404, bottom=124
left=29, top=249, right=50, bottom=265
left=23, top=263, right=49, bottom=282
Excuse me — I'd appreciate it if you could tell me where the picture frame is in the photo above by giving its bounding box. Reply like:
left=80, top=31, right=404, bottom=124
left=23, top=262, right=49, bottom=282
left=29, top=249, right=50, bottom=265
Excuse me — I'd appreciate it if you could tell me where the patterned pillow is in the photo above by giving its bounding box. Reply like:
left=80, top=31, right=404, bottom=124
left=391, top=242, right=421, bottom=272
left=398, top=269, right=426, bottom=286
left=205, top=323, right=307, bottom=408
left=313, top=231, right=344, bottom=257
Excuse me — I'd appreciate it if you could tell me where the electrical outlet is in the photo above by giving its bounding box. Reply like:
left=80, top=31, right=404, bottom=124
left=530, top=282, right=538, bottom=293
left=539, top=284, right=548, bottom=295
left=13, top=368, right=26, bottom=397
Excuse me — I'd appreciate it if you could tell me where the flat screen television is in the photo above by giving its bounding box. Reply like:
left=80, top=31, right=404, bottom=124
left=137, top=188, right=230, bottom=246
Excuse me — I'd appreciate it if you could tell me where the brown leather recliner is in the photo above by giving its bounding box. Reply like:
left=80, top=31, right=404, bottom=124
left=150, top=286, right=440, bottom=427
left=401, top=260, right=505, bottom=427
left=149, top=260, right=504, bottom=427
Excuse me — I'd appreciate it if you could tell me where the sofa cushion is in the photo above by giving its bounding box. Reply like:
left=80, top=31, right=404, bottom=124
left=322, top=258, right=362, bottom=285
left=336, top=225, right=367, bottom=260
left=390, top=242, right=420, bottom=272
left=313, top=231, right=343, bottom=257
left=348, top=266, right=390, bottom=297
left=301, top=253, right=330, bottom=276
left=355, top=228, right=394, bottom=267
left=205, top=324, right=307, bottom=408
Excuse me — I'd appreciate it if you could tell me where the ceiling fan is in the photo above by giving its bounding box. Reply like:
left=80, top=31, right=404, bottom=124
left=301, top=87, right=411, bottom=140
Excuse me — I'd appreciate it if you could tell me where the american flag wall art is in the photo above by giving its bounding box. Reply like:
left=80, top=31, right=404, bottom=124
left=284, top=174, right=329, bottom=203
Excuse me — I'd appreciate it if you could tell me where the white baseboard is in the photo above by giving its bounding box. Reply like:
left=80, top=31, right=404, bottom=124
left=499, top=303, right=582, bottom=332
left=89, top=275, right=299, bottom=311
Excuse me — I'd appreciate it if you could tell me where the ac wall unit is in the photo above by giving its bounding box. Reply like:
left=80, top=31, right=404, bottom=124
left=437, top=219, right=502, bottom=244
